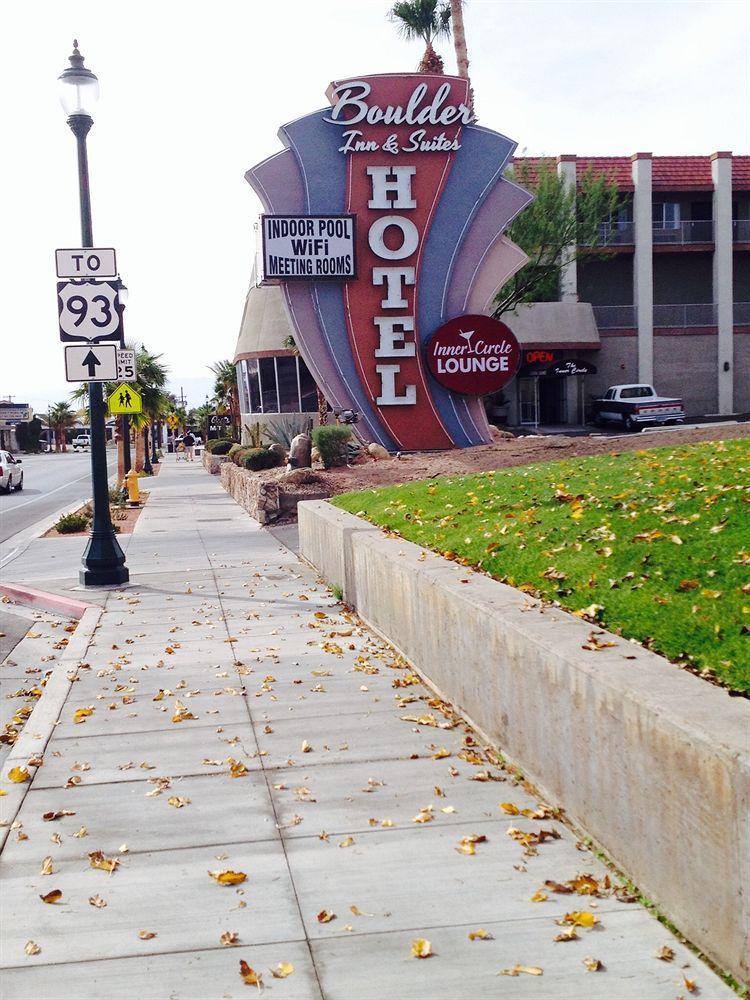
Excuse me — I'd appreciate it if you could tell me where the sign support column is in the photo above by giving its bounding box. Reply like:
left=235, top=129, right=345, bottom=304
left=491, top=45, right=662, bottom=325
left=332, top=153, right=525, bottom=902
left=62, top=52, right=128, bottom=586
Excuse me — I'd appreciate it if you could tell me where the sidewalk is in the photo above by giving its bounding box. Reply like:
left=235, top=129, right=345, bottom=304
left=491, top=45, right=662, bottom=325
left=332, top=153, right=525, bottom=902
left=0, top=457, right=736, bottom=999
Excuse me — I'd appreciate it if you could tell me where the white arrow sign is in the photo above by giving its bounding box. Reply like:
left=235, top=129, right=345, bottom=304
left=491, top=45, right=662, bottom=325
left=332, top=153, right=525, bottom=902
left=56, top=248, right=117, bottom=279
left=64, top=344, right=118, bottom=383
left=57, top=280, right=124, bottom=343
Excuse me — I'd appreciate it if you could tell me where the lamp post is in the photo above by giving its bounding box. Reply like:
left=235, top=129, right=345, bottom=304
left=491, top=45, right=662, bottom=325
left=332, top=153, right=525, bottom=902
left=150, top=420, right=159, bottom=466
left=59, top=41, right=128, bottom=586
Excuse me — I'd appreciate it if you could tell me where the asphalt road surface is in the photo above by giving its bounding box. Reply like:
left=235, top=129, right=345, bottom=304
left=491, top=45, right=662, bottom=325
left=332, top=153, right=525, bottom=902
left=0, top=450, right=117, bottom=546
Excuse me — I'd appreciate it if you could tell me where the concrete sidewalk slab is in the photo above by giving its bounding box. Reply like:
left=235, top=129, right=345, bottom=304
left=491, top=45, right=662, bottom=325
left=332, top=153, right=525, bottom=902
left=1, top=457, right=737, bottom=998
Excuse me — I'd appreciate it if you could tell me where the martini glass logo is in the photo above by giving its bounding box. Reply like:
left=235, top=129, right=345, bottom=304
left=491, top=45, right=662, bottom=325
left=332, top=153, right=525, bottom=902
left=459, top=328, right=475, bottom=350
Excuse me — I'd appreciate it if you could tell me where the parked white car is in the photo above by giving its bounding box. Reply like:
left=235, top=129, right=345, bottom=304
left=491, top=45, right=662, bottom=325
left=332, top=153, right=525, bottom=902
left=72, top=434, right=91, bottom=451
left=0, top=450, right=23, bottom=493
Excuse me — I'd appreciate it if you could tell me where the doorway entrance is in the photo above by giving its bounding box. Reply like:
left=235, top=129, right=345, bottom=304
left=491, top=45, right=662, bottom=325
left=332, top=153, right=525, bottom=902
left=539, top=377, right=566, bottom=424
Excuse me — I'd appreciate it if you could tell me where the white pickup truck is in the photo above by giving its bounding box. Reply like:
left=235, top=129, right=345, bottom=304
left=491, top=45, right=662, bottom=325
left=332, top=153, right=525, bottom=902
left=591, top=384, right=685, bottom=431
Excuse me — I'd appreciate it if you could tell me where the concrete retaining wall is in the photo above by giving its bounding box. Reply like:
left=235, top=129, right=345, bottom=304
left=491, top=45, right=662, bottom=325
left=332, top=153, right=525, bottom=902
left=202, top=451, right=231, bottom=475
left=298, top=499, right=750, bottom=984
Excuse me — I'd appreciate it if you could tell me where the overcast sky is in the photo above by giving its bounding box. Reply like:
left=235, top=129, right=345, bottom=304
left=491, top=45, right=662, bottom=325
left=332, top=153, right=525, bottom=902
left=2, top=0, right=748, bottom=415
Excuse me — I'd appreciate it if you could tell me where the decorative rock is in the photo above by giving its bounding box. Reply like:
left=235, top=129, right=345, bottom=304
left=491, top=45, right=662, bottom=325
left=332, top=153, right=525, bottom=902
left=489, top=425, right=515, bottom=441
left=282, top=468, right=321, bottom=486
left=268, top=442, right=287, bottom=463
left=366, top=442, right=390, bottom=460
left=289, top=433, right=312, bottom=469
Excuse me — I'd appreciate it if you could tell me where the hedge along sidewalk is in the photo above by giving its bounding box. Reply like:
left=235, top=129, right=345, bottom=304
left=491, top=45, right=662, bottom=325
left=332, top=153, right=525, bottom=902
left=298, top=499, right=750, bottom=986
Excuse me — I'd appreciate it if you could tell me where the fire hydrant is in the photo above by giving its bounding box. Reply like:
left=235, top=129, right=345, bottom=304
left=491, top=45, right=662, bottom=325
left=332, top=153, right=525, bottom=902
left=125, top=469, right=140, bottom=505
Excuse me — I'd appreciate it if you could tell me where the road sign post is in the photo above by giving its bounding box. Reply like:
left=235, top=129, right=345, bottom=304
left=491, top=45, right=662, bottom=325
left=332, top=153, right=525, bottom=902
left=64, top=343, right=118, bottom=382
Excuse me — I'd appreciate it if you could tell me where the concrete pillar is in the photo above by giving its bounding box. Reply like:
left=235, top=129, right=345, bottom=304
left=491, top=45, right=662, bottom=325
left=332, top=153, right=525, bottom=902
left=632, top=153, right=653, bottom=384
left=557, top=155, right=578, bottom=302
left=712, top=151, right=734, bottom=414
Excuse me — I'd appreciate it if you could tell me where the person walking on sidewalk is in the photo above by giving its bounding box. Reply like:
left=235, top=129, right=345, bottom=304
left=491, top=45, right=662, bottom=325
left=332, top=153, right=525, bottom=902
left=182, top=430, right=195, bottom=462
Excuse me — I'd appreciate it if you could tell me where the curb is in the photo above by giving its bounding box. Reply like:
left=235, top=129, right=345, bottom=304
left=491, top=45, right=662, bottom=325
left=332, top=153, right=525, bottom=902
left=0, top=584, right=94, bottom=620
left=0, top=603, right=102, bottom=851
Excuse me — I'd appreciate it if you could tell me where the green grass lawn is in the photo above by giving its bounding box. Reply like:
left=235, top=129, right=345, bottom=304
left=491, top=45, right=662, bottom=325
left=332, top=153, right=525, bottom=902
left=334, top=439, right=750, bottom=693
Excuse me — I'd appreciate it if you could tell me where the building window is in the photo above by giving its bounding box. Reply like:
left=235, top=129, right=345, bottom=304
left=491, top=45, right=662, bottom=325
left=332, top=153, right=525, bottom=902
left=653, top=202, right=680, bottom=229
left=239, top=356, right=318, bottom=414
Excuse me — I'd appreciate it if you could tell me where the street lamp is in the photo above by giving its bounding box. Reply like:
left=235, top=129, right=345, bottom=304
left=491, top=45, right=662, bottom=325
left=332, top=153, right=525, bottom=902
left=59, top=41, right=128, bottom=586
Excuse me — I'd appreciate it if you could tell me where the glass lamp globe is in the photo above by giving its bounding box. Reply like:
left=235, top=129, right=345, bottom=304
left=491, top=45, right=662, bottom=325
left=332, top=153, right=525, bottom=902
left=58, top=40, right=99, bottom=117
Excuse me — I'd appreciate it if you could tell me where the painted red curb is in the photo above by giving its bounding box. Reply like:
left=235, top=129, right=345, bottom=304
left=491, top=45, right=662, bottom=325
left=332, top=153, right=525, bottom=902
left=0, top=583, right=94, bottom=620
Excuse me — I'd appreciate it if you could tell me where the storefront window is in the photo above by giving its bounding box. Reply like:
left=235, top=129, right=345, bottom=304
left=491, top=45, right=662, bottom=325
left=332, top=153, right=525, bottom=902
left=276, top=356, right=299, bottom=413
left=259, top=358, right=279, bottom=412
left=239, top=356, right=318, bottom=414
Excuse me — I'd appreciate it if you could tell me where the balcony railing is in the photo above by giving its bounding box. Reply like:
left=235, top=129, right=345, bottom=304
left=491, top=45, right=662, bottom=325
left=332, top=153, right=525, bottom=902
left=653, top=303, right=717, bottom=326
left=592, top=305, right=636, bottom=328
left=595, top=221, right=635, bottom=245
left=652, top=220, right=714, bottom=244
left=735, top=302, right=750, bottom=324
left=733, top=220, right=750, bottom=243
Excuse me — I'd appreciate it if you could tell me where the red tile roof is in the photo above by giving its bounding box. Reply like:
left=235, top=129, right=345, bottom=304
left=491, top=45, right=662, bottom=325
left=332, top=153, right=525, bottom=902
left=511, top=155, right=750, bottom=192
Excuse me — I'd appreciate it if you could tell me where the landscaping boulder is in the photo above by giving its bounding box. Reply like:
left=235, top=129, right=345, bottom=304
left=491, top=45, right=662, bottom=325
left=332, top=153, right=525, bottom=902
left=367, top=442, right=390, bottom=460
left=289, top=432, right=312, bottom=468
left=268, top=443, right=287, bottom=463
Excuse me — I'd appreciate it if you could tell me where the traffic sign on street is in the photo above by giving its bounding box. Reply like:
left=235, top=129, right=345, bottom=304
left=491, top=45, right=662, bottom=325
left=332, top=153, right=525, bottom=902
left=108, top=384, right=143, bottom=415
left=57, top=280, right=124, bottom=345
left=56, top=248, right=117, bottom=279
left=64, top=344, right=118, bottom=383
left=116, top=349, right=137, bottom=382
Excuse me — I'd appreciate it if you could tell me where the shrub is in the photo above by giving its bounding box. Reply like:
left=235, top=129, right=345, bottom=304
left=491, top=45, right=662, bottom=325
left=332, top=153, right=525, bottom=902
left=55, top=512, right=90, bottom=534
left=205, top=439, right=237, bottom=455
left=231, top=446, right=252, bottom=466
left=239, top=447, right=284, bottom=472
left=312, top=425, right=352, bottom=468
left=228, top=444, right=244, bottom=459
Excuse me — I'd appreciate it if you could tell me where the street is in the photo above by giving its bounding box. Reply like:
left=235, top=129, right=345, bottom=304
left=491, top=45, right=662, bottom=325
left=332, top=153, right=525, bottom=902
left=0, top=450, right=117, bottom=546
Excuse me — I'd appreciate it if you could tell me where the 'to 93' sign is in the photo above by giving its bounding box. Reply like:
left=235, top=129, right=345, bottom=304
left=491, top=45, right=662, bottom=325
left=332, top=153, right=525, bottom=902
left=426, top=315, right=521, bottom=395
left=57, top=280, right=124, bottom=344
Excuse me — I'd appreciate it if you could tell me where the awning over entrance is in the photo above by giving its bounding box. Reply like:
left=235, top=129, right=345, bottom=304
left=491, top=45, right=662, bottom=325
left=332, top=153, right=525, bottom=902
left=518, top=358, right=597, bottom=378
left=233, top=274, right=296, bottom=364
left=502, top=302, right=601, bottom=350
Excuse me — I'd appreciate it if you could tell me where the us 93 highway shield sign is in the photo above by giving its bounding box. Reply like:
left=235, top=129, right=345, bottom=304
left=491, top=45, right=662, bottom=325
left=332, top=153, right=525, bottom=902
left=57, top=280, right=124, bottom=344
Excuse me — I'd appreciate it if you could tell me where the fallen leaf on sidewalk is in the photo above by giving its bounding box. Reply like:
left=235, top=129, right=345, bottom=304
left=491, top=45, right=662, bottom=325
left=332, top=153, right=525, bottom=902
left=583, top=956, right=602, bottom=971
left=683, top=976, right=697, bottom=993
left=655, top=945, right=675, bottom=962
left=229, top=760, right=248, bottom=778
left=316, top=909, right=336, bottom=923
left=39, top=889, right=63, bottom=904
left=553, top=927, right=578, bottom=942
left=43, top=810, right=75, bottom=822
left=167, top=796, right=191, bottom=808
left=40, top=856, right=54, bottom=876
left=559, top=911, right=598, bottom=928
left=500, top=802, right=520, bottom=815
left=498, top=965, right=543, bottom=977
left=239, top=961, right=262, bottom=987
left=301, top=740, right=313, bottom=753
left=8, top=766, right=30, bottom=783
left=89, top=851, right=119, bottom=873
left=73, top=707, right=95, bottom=724
left=88, top=895, right=107, bottom=908
left=530, top=891, right=548, bottom=902
left=220, top=931, right=239, bottom=946
left=468, top=928, right=492, bottom=941
left=411, top=938, right=433, bottom=958
left=24, top=941, right=41, bottom=956
left=171, top=700, right=196, bottom=723
left=138, top=931, right=156, bottom=940
left=271, top=962, right=294, bottom=978
left=456, top=833, right=487, bottom=856
left=208, top=870, right=247, bottom=886
left=338, top=837, right=354, bottom=848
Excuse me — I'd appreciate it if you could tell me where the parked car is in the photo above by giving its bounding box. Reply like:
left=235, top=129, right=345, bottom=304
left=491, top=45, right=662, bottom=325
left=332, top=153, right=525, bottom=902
left=72, top=434, right=91, bottom=451
left=591, top=384, right=685, bottom=431
left=0, top=450, right=23, bottom=493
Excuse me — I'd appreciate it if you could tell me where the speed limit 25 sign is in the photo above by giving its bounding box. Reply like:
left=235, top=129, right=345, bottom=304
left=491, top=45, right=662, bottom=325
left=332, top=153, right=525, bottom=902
left=56, top=280, right=124, bottom=344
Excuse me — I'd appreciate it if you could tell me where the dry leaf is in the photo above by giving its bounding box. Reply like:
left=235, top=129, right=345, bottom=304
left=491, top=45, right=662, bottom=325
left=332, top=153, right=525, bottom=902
left=301, top=740, right=313, bottom=753
left=560, top=911, right=598, bottom=928
left=43, top=810, right=75, bottom=822
left=73, top=707, right=94, bottom=724
left=271, top=962, right=294, bottom=979
left=8, top=766, right=30, bottom=783
left=73, top=826, right=88, bottom=838
left=239, top=961, right=262, bottom=987
left=171, top=700, right=196, bottom=723
left=89, top=895, right=107, bottom=908
left=229, top=760, right=248, bottom=778
left=40, top=856, right=54, bottom=876
left=316, top=909, right=336, bottom=923
left=411, top=938, right=433, bottom=959
left=583, top=956, right=602, bottom=972
left=138, top=930, right=156, bottom=940
left=655, top=945, right=675, bottom=962
left=167, top=796, right=191, bottom=808
left=498, top=965, right=543, bottom=977
left=683, top=976, right=697, bottom=993
left=220, top=931, right=239, bottom=946
left=338, top=836, right=354, bottom=848
left=500, top=802, right=520, bottom=815
left=39, top=889, right=63, bottom=904
left=468, top=928, right=492, bottom=941
left=208, top=870, right=247, bottom=886
left=530, top=891, right=548, bottom=903
left=88, top=851, right=119, bottom=873
left=554, top=927, right=578, bottom=942
left=24, top=941, right=41, bottom=956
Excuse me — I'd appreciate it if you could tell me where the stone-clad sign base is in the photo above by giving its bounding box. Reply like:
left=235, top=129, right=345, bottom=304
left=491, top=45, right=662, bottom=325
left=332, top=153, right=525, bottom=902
left=298, top=499, right=750, bottom=985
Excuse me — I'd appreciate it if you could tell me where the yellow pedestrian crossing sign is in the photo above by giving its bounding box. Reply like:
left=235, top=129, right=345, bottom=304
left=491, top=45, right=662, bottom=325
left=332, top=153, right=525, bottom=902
left=108, top=383, right=143, bottom=414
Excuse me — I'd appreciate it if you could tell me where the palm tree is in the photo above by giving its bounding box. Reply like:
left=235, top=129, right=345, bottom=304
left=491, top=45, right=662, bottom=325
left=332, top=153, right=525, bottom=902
left=48, top=401, right=77, bottom=452
left=209, top=360, right=240, bottom=438
left=389, top=0, right=452, bottom=73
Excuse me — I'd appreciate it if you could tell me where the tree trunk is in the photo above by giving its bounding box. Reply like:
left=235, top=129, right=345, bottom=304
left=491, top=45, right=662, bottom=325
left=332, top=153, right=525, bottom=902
left=317, top=388, right=328, bottom=426
left=419, top=42, right=444, bottom=74
left=134, top=426, right=145, bottom=472
left=451, top=0, right=470, bottom=78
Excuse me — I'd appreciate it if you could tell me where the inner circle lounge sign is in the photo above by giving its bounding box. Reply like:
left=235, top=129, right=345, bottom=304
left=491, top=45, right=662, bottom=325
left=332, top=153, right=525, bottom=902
left=426, top=315, right=520, bottom=395
left=246, top=74, right=532, bottom=450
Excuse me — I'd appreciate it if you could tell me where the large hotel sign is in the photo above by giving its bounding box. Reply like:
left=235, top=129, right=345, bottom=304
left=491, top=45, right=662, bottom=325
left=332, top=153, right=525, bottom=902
left=246, top=74, right=532, bottom=450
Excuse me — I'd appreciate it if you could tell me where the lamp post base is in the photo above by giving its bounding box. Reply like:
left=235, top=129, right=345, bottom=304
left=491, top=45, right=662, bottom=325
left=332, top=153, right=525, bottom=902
left=79, top=564, right=130, bottom=587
